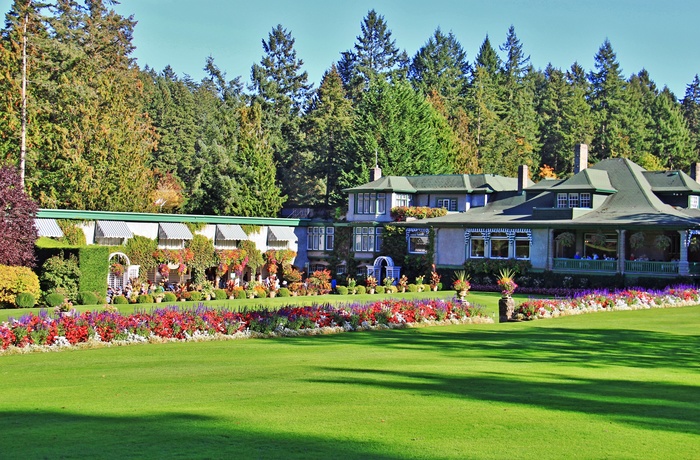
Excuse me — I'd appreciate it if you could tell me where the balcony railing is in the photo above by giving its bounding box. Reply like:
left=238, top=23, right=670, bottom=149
left=690, top=262, right=700, bottom=275
left=553, top=258, right=617, bottom=272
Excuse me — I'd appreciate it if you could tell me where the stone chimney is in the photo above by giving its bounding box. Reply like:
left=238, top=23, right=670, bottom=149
left=517, top=164, right=529, bottom=194
left=573, top=144, right=588, bottom=174
left=691, top=162, right=700, bottom=184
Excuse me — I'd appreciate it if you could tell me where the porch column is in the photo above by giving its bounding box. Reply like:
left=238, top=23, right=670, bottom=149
left=547, top=228, right=554, bottom=270
left=617, top=230, right=626, bottom=274
left=678, top=230, right=689, bottom=276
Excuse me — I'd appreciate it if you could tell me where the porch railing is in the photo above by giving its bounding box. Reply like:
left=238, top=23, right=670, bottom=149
left=690, top=262, right=700, bottom=275
left=553, top=258, right=617, bottom=272
left=625, top=260, right=678, bottom=274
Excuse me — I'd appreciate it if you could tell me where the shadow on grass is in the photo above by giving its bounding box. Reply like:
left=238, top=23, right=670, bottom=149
left=0, top=411, right=401, bottom=459
left=309, top=367, right=700, bottom=436
left=294, top=324, right=700, bottom=371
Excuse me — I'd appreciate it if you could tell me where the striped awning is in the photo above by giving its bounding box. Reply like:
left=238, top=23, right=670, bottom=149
left=159, top=222, right=193, bottom=240
left=34, top=218, right=64, bottom=238
left=268, top=226, right=298, bottom=242
left=95, top=220, right=133, bottom=239
left=216, top=224, right=248, bottom=241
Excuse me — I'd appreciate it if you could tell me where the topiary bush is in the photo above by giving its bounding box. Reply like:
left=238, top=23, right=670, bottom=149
left=356, top=285, right=366, bottom=295
left=15, top=292, right=36, bottom=308
left=77, top=291, right=99, bottom=305
left=336, top=286, right=348, bottom=295
left=375, top=285, right=385, bottom=294
left=137, top=294, right=154, bottom=304
left=213, top=289, right=227, bottom=300
left=188, top=291, right=202, bottom=302
left=44, top=292, right=66, bottom=308
left=234, top=289, right=247, bottom=300
left=407, top=284, right=418, bottom=292
left=278, top=287, right=290, bottom=297
left=163, top=292, right=177, bottom=303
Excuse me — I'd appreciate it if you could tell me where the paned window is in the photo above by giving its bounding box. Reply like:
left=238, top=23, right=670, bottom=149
left=408, top=230, right=429, bottom=254
left=579, top=193, right=592, bottom=208
left=436, top=198, right=457, bottom=211
left=356, top=193, right=386, bottom=214
left=308, top=227, right=334, bottom=251
left=395, top=194, right=411, bottom=207
left=690, top=195, right=699, bottom=209
left=490, top=232, right=508, bottom=258
left=470, top=233, right=485, bottom=258
left=557, top=193, right=568, bottom=208
left=568, top=193, right=579, bottom=208
left=515, top=232, right=530, bottom=259
left=354, top=227, right=376, bottom=252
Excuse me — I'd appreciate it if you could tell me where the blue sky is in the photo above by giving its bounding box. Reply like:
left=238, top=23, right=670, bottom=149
left=3, top=0, right=699, bottom=98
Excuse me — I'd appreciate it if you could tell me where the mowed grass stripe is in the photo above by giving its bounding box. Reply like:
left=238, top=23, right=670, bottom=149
left=0, top=305, right=698, bottom=459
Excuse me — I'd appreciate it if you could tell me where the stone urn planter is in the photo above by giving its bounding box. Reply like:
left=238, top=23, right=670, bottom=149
left=457, top=290, right=468, bottom=301
left=499, top=296, right=515, bottom=322
left=368, top=288, right=375, bottom=295
left=269, top=291, right=277, bottom=298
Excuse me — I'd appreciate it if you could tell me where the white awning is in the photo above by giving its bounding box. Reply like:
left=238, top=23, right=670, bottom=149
left=96, top=220, right=133, bottom=239
left=216, top=224, right=248, bottom=241
left=34, top=219, right=64, bottom=238
left=268, top=226, right=298, bottom=242
left=159, top=222, right=193, bottom=240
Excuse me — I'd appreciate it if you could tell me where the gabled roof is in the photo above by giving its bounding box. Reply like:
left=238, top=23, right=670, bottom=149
left=642, top=170, right=700, bottom=193
left=344, top=173, right=530, bottom=194
left=548, top=168, right=616, bottom=193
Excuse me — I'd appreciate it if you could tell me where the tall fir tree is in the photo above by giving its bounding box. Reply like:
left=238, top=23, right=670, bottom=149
left=250, top=24, right=312, bottom=205
left=338, top=9, right=408, bottom=99
left=303, top=65, right=355, bottom=208
left=681, top=75, right=700, bottom=162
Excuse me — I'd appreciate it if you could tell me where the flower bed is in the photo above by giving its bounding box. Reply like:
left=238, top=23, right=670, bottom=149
left=514, top=286, right=700, bottom=320
left=0, top=299, right=491, bottom=354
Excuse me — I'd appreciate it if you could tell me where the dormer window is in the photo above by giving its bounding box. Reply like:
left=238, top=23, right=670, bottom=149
left=690, top=195, right=699, bottom=209
left=395, top=194, right=411, bottom=207
left=356, top=193, right=386, bottom=214
left=557, top=192, right=592, bottom=208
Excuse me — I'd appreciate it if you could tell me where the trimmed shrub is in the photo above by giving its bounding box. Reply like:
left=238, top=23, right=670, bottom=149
left=137, top=294, right=154, bottom=304
left=0, top=264, right=41, bottom=307
left=336, top=286, right=348, bottom=295
left=188, top=291, right=202, bottom=302
left=77, top=291, right=99, bottom=305
left=44, top=292, right=66, bottom=308
left=163, top=292, right=177, bottom=303
left=57, top=220, right=86, bottom=246
left=213, top=289, right=227, bottom=300
left=375, top=285, right=385, bottom=294
left=234, top=289, right=247, bottom=300
left=407, top=284, right=418, bottom=293
left=15, top=292, right=36, bottom=308
left=112, top=295, right=129, bottom=305
left=356, top=285, right=366, bottom=295
left=278, top=287, right=290, bottom=297
left=78, top=246, right=110, bottom=302
left=40, top=253, right=80, bottom=302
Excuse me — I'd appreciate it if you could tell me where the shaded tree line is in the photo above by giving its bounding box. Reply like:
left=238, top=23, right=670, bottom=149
left=1, top=3, right=699, bottom=215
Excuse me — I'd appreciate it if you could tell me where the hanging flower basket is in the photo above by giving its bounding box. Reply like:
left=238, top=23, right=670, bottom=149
left=654, top=234, right=672, bottom=251
left=158, top=263, right=170, bottom=278
left=630, top=232, right=646, bottom=250
left=110, top=263, right=125, bottom=278
left=555, top=232, right=575, bottom=247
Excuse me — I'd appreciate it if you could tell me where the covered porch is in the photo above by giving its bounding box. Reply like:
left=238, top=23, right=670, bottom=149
left=548, top=228, right=698, bottom=276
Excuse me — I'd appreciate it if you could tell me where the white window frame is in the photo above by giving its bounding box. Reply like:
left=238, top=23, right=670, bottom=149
left=395, top=193, right=410, bottom=207
left=515, top=232, right=531, bottom=260
left=580, top=193, right=592, bottom=208
left=470, top=233, right=485, bottom=258
left=489, top=232, right=508, bottom=259
left=436, top=198, right=457, bottom=212
left=557, top=193, right=568, bottom=208
left=690, top=195, right=699, bottom=209
left=354, top=227, right=376, bottom=252
left=568, top=193, right=579, bottom=208
left=407, top=229, right=429, bottom=254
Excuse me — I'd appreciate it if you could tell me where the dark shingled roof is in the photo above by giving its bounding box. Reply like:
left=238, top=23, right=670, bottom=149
left=344, top=173, right=531, bottom=194
left=400, top=158, right=700, bottom=230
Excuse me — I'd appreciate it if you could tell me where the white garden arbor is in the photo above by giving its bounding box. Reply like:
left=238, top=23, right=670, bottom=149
left=366, top=256, right=401, bottom=284
left=107, top=252, right=139, bottom=290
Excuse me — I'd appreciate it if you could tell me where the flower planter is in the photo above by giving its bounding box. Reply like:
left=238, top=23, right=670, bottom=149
left=269, top=291, right=277, bottom=298
left=368, top=288, right=375, bottom=295
left=499, top=296, right=515, bottom=322
left=155, top=297, right=162, bottom=303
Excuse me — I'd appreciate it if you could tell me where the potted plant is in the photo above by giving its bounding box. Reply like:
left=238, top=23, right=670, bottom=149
left=110, top=262, right=125, bottom=278
left=430, top=264, right=441, bottom=291
left=397, top=275, right=408, bottom=293
left=452, top=270, right=471, bottom=300
left=415, top=275, right=425, bottom=292
left=346, top=277, right=357, bottom=295
left=365, top=275, right=377, bottom=294
left=200, top=281, right=215, bottom=301
left=497, top=268, right=518, bottom=323
left=153, top=285, right=165, bottom=303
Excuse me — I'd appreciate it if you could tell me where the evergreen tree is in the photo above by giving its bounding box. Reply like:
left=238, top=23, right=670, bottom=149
left=303, top=65, right=355, bottom=207
left=681, top=75, right=700, bottom=161
left=250, top=24, right=311, bottom=205
left=338, top=9, right=408, bottom=98
left=588, top=39, right=630, bottom=160
left=409, top=28, right=470, bottom=107
left=561, top=63, right=594, bottom=170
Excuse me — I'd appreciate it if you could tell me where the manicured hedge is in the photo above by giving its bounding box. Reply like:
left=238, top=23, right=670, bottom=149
left=77, top=291, right=99, bottom=305
left=0, top=265, right=41, bottom=308
left=78, top=246, right=110, bottom=301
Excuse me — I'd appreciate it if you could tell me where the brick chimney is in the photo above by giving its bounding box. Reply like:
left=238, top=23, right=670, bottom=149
left=517, top=164, right=529, bottom=194
left=574, top=144, right=588, bottom=174
left=691, top=163, right=700, bottom=184
left=371, top=164, right=382, bottom=182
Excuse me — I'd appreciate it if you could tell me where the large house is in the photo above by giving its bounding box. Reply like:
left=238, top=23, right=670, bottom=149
left=34, top=145, right=700, bottom=288
left=353, top=145, right=700, bottom=278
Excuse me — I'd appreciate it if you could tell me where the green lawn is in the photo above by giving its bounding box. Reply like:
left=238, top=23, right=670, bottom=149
left=0, top=302, right=698, bottom=459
